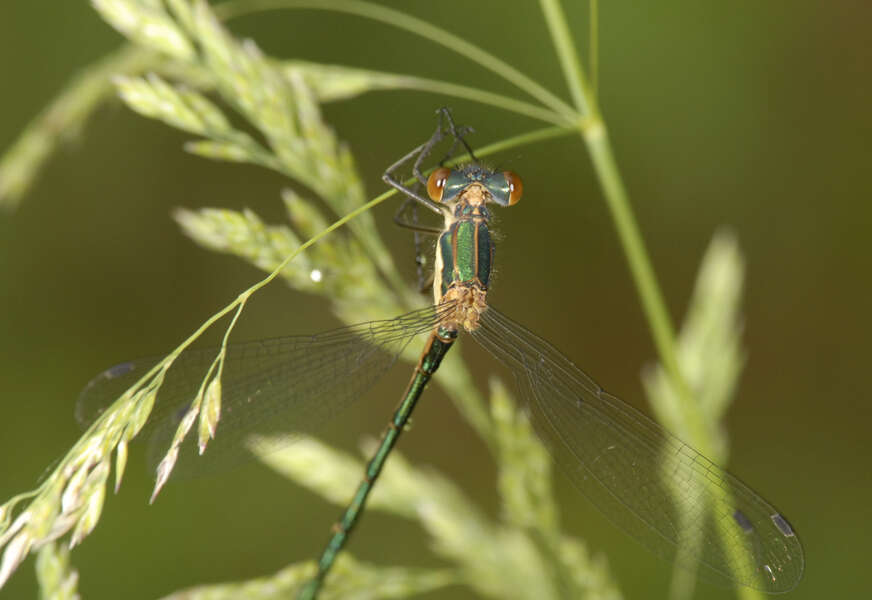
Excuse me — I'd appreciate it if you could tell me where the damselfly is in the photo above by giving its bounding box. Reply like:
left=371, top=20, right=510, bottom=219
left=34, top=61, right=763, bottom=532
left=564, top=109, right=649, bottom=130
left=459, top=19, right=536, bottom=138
left=79, top=109, right=803, bottom=598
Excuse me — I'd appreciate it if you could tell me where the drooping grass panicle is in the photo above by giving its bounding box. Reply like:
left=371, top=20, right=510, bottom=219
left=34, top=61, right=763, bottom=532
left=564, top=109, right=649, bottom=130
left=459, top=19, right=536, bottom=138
left=0, top=358, right=168, bottom=586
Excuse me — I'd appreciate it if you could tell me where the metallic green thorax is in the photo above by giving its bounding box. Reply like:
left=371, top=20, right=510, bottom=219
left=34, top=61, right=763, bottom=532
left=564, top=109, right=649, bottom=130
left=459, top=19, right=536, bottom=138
left=437, top=198, right=494, bottom=299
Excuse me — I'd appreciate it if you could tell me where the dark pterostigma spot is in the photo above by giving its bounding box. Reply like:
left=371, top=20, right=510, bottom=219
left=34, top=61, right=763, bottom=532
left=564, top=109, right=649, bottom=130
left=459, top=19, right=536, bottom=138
left=106, top=361, right=136, bottom=378
left=771, top=513, right=796, bottom=537
left=733, top=509, right=754, bottom=534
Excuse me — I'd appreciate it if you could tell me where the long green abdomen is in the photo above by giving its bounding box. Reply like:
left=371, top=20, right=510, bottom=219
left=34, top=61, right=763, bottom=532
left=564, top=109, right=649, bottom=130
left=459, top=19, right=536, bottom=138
left=296, top=327, right=457, bottom=600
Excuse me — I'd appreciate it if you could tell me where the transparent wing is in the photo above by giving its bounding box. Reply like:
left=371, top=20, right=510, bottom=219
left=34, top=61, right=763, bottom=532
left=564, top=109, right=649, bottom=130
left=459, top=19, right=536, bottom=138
left=472, top=306, right=804, bottom=593
left=77, top=306, right=444, bottom=480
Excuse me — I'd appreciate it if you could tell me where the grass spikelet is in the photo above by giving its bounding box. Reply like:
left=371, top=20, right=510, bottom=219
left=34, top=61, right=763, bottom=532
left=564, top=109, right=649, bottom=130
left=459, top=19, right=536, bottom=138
left=92, top=0, right=194, bottom=60
left=35, top=542, right=79, bottom=600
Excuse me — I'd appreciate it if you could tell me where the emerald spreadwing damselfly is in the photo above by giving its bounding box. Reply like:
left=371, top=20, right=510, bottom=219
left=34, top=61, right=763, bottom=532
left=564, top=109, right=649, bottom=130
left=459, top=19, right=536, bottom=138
left=78, top=109, right=803, bottom=598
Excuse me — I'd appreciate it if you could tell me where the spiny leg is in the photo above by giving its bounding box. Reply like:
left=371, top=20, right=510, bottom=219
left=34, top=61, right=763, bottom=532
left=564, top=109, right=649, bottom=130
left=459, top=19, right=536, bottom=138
left=392, top=196, right=443, bottom=235
left=431, top=106, right=478, bottom=167
left=382, top=135, right=444, bottom=215
left=382, top=107, right=477, bottom=215
left=392, top=189, right=439, bottom=293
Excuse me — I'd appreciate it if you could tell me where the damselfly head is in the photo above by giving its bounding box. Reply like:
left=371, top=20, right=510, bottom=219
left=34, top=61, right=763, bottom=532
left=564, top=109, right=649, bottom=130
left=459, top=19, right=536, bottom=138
left=427, top=165, right=522, bottom=207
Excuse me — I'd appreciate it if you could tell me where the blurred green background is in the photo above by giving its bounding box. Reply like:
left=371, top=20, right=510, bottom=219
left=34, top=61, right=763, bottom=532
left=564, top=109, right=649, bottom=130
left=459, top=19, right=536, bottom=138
left=1, top=1, right=869, bottom=598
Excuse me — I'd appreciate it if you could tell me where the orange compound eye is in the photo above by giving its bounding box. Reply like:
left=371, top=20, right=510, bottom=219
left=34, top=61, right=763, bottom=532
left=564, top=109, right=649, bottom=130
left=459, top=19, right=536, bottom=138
left=503, top=171, right=523, bottom=206
left=427, top=167, right=452, bottom=202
